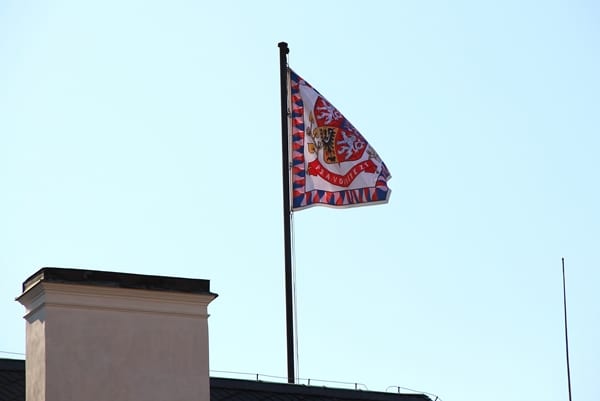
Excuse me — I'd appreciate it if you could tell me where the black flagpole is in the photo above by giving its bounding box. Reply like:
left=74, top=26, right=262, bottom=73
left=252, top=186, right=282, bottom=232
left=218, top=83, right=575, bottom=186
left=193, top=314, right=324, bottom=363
left=561, top=257, right=573, bottom=401
left=278, top=41, right=295, bottom=384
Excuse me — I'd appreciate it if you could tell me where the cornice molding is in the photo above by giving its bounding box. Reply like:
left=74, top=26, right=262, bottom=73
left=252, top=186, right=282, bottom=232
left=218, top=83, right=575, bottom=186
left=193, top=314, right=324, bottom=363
left=18, top=282, right=216, bottom=320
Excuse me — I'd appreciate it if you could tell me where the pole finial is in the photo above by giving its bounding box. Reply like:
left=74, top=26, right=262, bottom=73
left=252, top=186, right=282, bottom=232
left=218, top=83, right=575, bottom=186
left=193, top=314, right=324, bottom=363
left=278, top=42, right=289, bottom=54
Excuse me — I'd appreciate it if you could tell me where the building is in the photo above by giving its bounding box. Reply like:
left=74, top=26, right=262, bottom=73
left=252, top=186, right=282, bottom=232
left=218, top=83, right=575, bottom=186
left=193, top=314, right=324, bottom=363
left=0, top=267, right=432, bottom=401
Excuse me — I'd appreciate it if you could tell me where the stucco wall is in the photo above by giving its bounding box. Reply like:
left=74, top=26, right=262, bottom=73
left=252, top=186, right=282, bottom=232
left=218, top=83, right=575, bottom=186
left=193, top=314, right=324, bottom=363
left=19, top=281, right=215, bottom=401
left=25, top=308, right=46, bottom=401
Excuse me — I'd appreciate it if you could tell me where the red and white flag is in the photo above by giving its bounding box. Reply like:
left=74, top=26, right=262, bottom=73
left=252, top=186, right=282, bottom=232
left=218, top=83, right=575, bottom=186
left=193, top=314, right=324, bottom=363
left=289, top=69, right=391, bottom=210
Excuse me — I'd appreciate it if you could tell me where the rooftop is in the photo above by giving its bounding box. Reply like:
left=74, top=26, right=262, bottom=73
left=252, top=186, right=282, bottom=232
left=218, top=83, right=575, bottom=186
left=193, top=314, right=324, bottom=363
left=0, top=359, right=431, bottom=401
left=20, top=267, right=216, bottom=296
left=0, top=359, right=24, bottom=401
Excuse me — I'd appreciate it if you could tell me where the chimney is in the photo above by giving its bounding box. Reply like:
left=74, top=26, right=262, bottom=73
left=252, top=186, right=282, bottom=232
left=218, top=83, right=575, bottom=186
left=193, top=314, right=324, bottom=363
left=16, top=267, right=217, bottom=401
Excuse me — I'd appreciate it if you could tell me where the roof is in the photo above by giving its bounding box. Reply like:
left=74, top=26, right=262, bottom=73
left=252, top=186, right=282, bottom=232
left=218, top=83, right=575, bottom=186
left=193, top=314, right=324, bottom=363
left=20, top=267, right=216, bottom=296
left=0, top=359, right=25, bottom=401
left=210, top=378, right=431, bottom=401
left=0, top=359, right=431, bottom=401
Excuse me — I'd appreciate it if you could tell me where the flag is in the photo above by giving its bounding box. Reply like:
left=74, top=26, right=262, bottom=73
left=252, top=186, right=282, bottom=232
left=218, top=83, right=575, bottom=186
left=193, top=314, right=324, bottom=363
left=289, top=69, right=391, bottom=210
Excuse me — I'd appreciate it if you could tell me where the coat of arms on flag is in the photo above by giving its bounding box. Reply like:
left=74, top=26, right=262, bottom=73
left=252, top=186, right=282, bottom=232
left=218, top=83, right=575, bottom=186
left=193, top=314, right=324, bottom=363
left=289, top=69, right=391, bottom=210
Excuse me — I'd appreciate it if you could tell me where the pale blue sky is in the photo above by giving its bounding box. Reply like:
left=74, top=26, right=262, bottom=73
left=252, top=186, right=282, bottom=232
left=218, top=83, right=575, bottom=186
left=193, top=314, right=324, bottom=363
left=1, top=1, right=599, bottom=401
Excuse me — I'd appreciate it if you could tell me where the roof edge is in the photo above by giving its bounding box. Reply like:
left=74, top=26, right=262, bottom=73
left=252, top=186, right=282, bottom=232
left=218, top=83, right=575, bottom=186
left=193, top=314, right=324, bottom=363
left=0, top=358, right=25, bottom=371
left=21, top=267, right=217, bottom=297
left=209, top=377, right=431, bottom=401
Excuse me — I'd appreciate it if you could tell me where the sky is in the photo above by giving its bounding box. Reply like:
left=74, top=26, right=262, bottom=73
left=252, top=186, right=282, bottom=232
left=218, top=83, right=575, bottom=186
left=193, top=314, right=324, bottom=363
left=1, top=1, right=599, bottom=400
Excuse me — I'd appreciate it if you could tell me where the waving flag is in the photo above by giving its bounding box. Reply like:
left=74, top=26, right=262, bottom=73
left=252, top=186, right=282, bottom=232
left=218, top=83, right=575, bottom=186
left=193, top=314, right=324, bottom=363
left=289, top=69, right=391, bottom=210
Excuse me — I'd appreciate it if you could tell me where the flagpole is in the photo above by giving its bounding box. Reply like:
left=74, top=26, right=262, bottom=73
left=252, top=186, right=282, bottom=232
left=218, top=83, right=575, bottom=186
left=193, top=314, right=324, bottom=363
left=278, top=41, right=295, bottom=384
left=561, top=257, right=573, bottom=401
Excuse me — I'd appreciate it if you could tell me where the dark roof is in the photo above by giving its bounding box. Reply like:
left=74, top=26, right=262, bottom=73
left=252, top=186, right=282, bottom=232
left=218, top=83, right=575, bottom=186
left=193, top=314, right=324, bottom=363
left=210, top=378, right=431, bottom=401
left=0, top=359, right=431, bottom=401
left=20, top=267, right=217, bottom=297
left=0, top=359, right=25, bottom=401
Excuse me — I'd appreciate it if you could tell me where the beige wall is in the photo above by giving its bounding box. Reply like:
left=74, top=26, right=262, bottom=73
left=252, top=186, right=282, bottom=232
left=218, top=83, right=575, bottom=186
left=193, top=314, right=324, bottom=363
left=24, top=307, right=46, bottom=401
left=18, top=280, right=216, bottom=401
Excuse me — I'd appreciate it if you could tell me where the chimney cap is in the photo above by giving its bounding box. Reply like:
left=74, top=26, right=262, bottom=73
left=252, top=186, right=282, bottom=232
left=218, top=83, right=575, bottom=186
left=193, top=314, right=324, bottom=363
left=21, top=267, right=217, bottom=297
